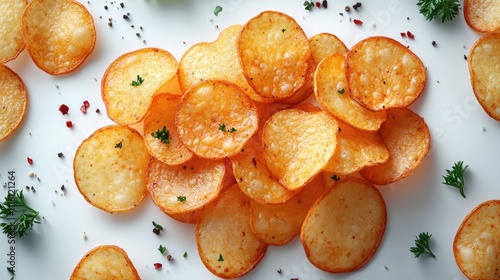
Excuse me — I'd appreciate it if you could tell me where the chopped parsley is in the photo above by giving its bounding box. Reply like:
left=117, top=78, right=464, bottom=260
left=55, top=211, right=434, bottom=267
left=410, top=232, right=436, bottom=258
left=281, top=28, right=286, bottom=33
left=303, top=1, right=314, bottom=11
left=177, top=196, right=186, bottom=202
left=218, top=254, right=224, bottom=262
left=183, top=251, right=188, bottom=258
left=114, top=141, right=123, bottom=149
left=214, top=5, right=223, bottom=16
left=442, top=161, right=468, bottom=198
left=152, top=221, right=163, bottom=235
left=151, top=126, right=170, bottom=144
left=331, top=174, right=340, bottom=181
left=219, top=124, right=237, bottom=133
left=0, top=190, right=40, bottom=238
left=338, top=88, right=345, bottom=94
left=158, top=245, right=166, bottom=254
left=130, top=75, right=144, bottom=86
left=416, top=0, right=461, bottom=23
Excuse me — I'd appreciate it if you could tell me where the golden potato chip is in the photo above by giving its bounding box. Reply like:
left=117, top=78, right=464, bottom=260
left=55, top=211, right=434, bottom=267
left=22, top=0, right=96, bottom=75
left=231, top=138, right=296, bottom=204
left=70, top=245, right=140, bottom=280
left=346, top=36, right=426, bottom=111
left=277, top=57, right=316, bottom=105
left=176, top=80, right=258, bottom=159
left=454, top=200, right=500, bottom=280
left=250, top=175, right=325, bottom=245
left=0, top=65, right=27, bottom=142
left=468, top=33, right=500, bottom=120
left=238, top=11, right=312, bottom=100
left=74, top=125, right=150, bottom=213
left=301, top=177, right=387, bottom=273
left=0, top=0, right=26, bottom=64
left=143, top=93, right=193, bottom=165
left=309, top=32, right=348, bottom=64
left=262, top=109, right=338, bottom=190
left=315, top=54, right=387, bottom=131
left=464, top=0, right=500, bottom=33
left=179, top=25, right=273, bottom=103
left=102, top=48, right=178, bottom=125
left=360, top=108, right=430, bottom=185
left=196, top=185, right=267, bottom=279
left=324, top=122, right=389, bottom=175
left=146, top=156, right=225, bottom=214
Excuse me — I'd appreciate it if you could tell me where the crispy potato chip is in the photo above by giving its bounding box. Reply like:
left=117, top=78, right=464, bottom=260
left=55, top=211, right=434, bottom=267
left=179, top=25, right=273, bottom=103
left=74, top=125, right=150, bottom=213
left=360, top=108, right=430, bottom=185
left=0, top=65, right=27, bottom=142
left=262, top=109, right=338, bottom=190
left=324, top=122, right=389, bottom=175
left=277, top=57, right=316, bottom=104
left=146, top=156, right=224, bottom=214
left=70, top=245, right=140, bottom=280
left=464, top=0, right=500, bottom=33
left=238, top=11, right=312, bottom=100
left=0, top=0, right=26, bottom=64
left=176, top=80, right=258, bottom=159
left=315, top=54, right=387, bottom=131
left=250, top=175, right=325, bottom=245
left=309, top=32, right=348, bottom=64
left=468, top=33, right=500, bottom=120
left=196, top=185, right=268, bottom=279
left=346, top=36, right=426, bottom=111
left=22, top=0, right=96, bottom=75
left=454, top=200, right=500, bottom=280
left=102, top=48, right=178, bottom=125
left=143, top=93, right=193, bottom=165
left=301, top=177, right=387, bottom=273
left=231, top=138, right=296, bottom=204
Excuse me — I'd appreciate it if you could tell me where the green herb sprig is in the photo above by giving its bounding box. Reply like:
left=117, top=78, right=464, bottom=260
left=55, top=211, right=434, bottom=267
left=0, top=190, right=40, bottom=238
left=151, top=126, right=170, bottom=144
left=131, top=75, right=144, bottom=86
left=410, top=232, right=436, bottom=258
left=214, top=6, right=223, bottom=16
left=416, top=0, right=461, bottom=23
left=219, top=124, right=237, bottom=133
left=158, top=245, right=166, bottom=254
left=303, top=1, right=314, bottom=11
left=442, top=161, right=468, bottom=198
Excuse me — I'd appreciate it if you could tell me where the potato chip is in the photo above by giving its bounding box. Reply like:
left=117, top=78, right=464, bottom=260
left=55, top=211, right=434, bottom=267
left=0, top=0, right=26, bottom=64
left=70, top=245, right=140, bottom=280
left=315, top=54, right=387, bottom=131
left=179, top=25, right=273, bottom=103
left=143, top=93, right=193, bottom=165
left=73, top=125, right=150, bottom=213
left=231, top=138, right=297, bottom=204
left=0, top=65, right=27, bottom=142
left=301, top=177, right=387, bottom=273
left=468, top=33, right=500, bottom=120
left=360, top=108, right=430, bottom=185
left=464, top=0, right=500, bottom=33
left=324, top=122, right=389, bottom=175
left=196, top=185, right=268, bottom=279
left=346, top=36, right=426, bottom=111
left=102, top=48, right=178, bottom=125
left=22, top=0, right=96, bottom=75
left=176, top=80, right=258, bottom=158
left=309, top=32, right=348, bottom=64
left=277, top=57, right=316, bottom=105
left=238, top=11, right=312, bottom=100
left=146, top=156, right=224, bottom=214
left=250, top=175, right=325, bottom=245
left=453, top=200, right=500, bottom=280
left=262, top=109, right=338, bottom=190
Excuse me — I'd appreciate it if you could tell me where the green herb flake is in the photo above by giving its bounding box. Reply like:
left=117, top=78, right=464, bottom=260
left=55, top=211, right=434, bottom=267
left=442, top=161, right=468, bottom=198
left=410, top=232, right=436, bottom=258
left=303, top=1, right=314, bottom=11
left=219, top=124, right=237, bottom=133
left=0, top=190, right=40, bottom=238
left=218, top=254, right=224, bottom=262
left=158, top=245, right=166, bottom=255
left=151, top=126, right=170, bottom=144
left=214, top=5, right=223, bottom=16
left=183, top=251, right=188, bottom=258
left=130, top=75, right=144, bottom=86
left=338, top=88, right=345, bottom=94
left=281, top=28, right=286, bottom=33
left=152, top=221, right=164, bottom=231
left=331, top=174, right=340, bottom=181
left=114, top=141, right=123, bottom=149
left=416, top=0, right=461, bottom=23
left=177, top=196, right=186, bottom=202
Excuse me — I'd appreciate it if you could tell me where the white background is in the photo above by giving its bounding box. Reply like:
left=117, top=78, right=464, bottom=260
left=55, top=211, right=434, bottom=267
left=1, top=0, right=498, bottom=279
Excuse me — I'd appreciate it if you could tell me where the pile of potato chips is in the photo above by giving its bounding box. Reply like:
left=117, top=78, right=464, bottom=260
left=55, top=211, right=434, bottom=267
left=72, top=10, right=434, bottom=277
left=0, top=0, right=96, bottom=142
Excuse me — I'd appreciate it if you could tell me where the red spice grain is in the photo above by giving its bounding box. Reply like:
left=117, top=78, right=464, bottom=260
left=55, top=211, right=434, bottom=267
left=353, top=19, right=363, bottom=25
left=27, top=157, right=33, bottom=164
left=66, top=121, right=74, bottom=128
left=59, top=104, right=69, bottom=114
left=153, top=263, right=162, bottom=269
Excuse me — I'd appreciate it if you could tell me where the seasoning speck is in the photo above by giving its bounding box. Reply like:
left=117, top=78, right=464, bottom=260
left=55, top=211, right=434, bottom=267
left=57, top=152, right=64, bottom=158
left=83, top=232, right=88, bottom=240
left=123, top=14, right=129, bottom=20
left=120, top=2, right=124, bottom=8
left=167, top=255, right=173, bottom=261
left=344, top=6, right=350, bottom=12
left=432, top=41, right=437, bottom=47
left=464, top=54, right=467, bottom=60
left=104, top=5, right=108, bottom=10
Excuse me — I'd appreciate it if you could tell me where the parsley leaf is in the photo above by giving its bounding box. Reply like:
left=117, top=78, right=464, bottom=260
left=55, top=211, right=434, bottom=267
left=416, top=0, right=461, bottom=23
left=151, top=126, right=170, bottom=144
left=410, top=232, right=436, bottom=258
left=114, top=141, right=123, bottom=149
left=219, top=124, right=237, bottom=133
left=218, top=254, right=224, bottom=262
left=177, top=196, right=186, bottom=202
left=158, top=245, right=166, bottom=254
left=338, top=88, right=345, bottom=94
left=214, top=5, right=223, bottom=16
left=0, top=190, right=40, bottom=238
left=442, top=161, right=468, bottom=198
left=131, top=75, right=144, bottom=86
left=303, top=1, right=314, bottom=11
